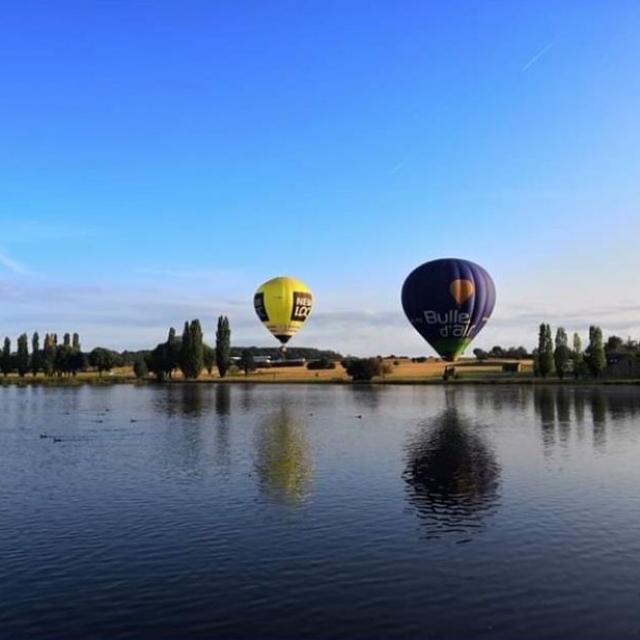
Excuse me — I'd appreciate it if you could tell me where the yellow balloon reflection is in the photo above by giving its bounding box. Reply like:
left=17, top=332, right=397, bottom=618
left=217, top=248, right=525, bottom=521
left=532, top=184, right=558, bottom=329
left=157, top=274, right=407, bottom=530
left=255, top=407, right=313, bottom=505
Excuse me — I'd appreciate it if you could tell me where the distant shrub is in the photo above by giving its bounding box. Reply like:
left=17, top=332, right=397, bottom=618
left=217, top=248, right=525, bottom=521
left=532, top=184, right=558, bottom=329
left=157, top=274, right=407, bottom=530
left=412, top=357, right=427, bottom=363
left=307, top=358, right=336, bottom=370
left=133, top=358, right=148, bottom=379
left=343, top=358, right=383, bottom=381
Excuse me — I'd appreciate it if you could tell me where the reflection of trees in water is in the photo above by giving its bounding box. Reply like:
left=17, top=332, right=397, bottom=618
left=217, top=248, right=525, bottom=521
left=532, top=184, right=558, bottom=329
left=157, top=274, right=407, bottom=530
left=556, top=388, right=571, bottom=443
left=215, top=384, right=230, bottom=416
left=159, top=384, right=208, bottom=417
left=533, top=387, right=640, bottom=453
left=472, top=386, right=530, bottom=414
left=214, top=385, right=231, bottom=468
left=240, top=384, right=256, bottom=412
left=590, top=391, right=607, bottom=451
left=350, top=384, right=384, bottom=411
left=255, top=407, right=312, bottom=505
left=534, top=387, right=556, bottom=453
left=403, top=407, right=500, bottom=539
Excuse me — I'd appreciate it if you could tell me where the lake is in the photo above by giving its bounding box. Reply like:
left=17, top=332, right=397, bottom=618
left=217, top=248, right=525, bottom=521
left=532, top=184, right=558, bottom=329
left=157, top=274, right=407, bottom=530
left=2, top=383, right=640, bottom=639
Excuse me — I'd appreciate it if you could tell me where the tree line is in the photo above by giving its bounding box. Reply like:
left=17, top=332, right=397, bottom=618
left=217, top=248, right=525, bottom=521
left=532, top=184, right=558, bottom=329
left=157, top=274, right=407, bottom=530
left=0, top=316, right=234, bottom=380
left=1, top=332, right=89, bottom=378
left=144, top=316, right=232, bottom=380
left=533, top=324, right=622, bottom=379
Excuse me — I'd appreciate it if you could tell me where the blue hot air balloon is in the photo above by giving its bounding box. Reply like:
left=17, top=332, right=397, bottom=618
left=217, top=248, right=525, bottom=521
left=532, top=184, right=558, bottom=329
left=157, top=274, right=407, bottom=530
left=401, top=258, right=496, bottom=361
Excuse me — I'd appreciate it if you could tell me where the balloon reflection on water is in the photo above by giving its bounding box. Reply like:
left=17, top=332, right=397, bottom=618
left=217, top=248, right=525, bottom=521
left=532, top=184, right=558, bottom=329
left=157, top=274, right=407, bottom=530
left=255, top=407, right=313, bottom=505
left=404, top=406, right=500, bottom=539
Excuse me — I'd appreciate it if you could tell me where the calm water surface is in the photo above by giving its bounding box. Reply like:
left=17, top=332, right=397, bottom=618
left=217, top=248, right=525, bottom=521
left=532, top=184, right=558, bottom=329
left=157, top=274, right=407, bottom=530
left=1, top=384, right=640, bottom=639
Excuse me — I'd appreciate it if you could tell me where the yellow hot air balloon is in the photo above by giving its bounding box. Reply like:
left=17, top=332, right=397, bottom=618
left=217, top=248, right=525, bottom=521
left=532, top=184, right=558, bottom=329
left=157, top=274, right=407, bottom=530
left=253, top=276, right=313, bottom=350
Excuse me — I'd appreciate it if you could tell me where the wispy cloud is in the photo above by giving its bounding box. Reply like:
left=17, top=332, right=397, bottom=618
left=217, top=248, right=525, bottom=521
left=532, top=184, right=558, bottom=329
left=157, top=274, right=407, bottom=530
left=0, top=251, right=28, bottom=275
left=522, top=40, right=555, bottom=72
left=390, top=158, right=407, bottom=174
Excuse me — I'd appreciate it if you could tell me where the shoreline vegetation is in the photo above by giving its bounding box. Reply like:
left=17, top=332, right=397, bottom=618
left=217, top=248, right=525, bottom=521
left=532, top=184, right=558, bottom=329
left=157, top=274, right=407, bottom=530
left=2, top=359, right=639, bottom=387
left=2, top=317, right=639, bottom=388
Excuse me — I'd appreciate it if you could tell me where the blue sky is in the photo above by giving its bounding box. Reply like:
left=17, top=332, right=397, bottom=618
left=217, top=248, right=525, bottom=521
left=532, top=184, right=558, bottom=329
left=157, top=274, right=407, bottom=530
left=1, top=1, right=639, bottom=355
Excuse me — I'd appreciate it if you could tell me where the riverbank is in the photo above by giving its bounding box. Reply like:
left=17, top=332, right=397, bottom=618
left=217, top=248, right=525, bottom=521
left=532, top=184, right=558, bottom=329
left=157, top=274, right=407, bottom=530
left=2, top=358, right=638, bottom=386
left=2, top=370, right=639, bottom=387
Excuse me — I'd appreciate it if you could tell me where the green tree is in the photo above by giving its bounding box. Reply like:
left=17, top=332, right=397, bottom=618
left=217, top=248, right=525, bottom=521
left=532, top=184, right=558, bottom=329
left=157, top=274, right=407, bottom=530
left=572, top=333, right=585, bottom=379
left=69, top=350, right=87, bottom=376
left=72, top=333, right=81, bottom=351
left=1, top=337, right=12, bottom=377
left=605, top=335, right=623, bottom=353
left=31, top=332, right=41, bottom=377
left=166, top=327, right=180, bottom=378
left=586, top=326, right=607, bottom=378
left=180, top=319, right=204, bottom=379
left=133, top=357, right=148, bottom=379
left=146, top=343, right=170, bottom=381
left=342, top=357, right=383, bottom=381
left=536, top=324, right=554, bottom=378
left=215, top=315, right=231, bottom=378
left=43, top=334, right=57, bottom=377
left=239, top=349, right=256, bottom=376
left=203, top=344, right=216, bottom=375
left=89, top=347, right=117, bottom=376
left=553, top=327, right=570, bottom=380
left=16, top=334, right=29, bottom=377
left=63, top=333, right=71, bottom=348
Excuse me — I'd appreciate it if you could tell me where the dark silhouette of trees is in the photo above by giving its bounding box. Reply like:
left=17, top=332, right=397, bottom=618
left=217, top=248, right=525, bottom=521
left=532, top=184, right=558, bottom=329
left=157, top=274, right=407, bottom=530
left=554, top=328, right=570, bottom=380
left=572, top=332, right=585, bottom=379
left=307, top=357, right=336, bottom=370
left=89, top=348, right=119, bottom=376
left=216, top=316, right=231, bottom=378
left=586, top=326, right=606, bottom=378
left=180, top=319, right=204, bottom=379
left=16, top=334, right=29, bottom=377
left=133, top=357, right=148, bottom=379
left=43, top=334, right=57, bottom=377
left=31, top=332, right=41, bottom=376
left=2, top=337, right=12, bottom=377
left=342, top=357, right=383, bottom=381
left=239, top=349, right=256, bottom=376
left=166, top=327, right=180, bottom=379
left=203, top=344, right=216, bottom=375
left=536, top=324, right=554, bottom=378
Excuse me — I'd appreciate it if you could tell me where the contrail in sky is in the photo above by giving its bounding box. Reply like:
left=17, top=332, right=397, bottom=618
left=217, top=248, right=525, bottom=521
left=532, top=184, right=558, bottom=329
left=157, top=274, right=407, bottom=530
left=522, top=40, right=555, bottom=72
left=0, top=251, right=27, bottom=274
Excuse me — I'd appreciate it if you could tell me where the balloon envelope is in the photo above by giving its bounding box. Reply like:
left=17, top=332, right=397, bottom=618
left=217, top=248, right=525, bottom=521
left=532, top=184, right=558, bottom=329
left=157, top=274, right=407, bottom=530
left=401, top=258, right=496, bottom=361
left=254, top=276, right=313, bottom=345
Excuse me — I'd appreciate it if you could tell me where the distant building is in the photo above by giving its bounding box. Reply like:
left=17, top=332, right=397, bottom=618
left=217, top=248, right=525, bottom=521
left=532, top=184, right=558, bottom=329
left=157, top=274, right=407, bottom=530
left=605, top=354, right=640, bottom=379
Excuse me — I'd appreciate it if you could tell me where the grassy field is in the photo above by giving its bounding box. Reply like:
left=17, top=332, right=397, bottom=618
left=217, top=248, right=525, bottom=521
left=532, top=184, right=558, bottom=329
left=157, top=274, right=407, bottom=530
left=0, top=358, right=535, bottom=385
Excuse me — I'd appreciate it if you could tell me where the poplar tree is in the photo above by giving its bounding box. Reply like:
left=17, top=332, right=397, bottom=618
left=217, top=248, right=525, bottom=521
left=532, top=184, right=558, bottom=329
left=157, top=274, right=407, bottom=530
left=16, top=334, right=29, bottom=377
left=215, top=315, right=231, bottom=378
left=180, top=320, right=204, bottom=379
left=536, top=323, right=554, bottom=378
left=587, top=326, right=607, bottom=378
left=167, top=327, right=180, bottom=378
left=43, top=334, right=56, bottom=377
left=572, top=333, right=584, bottom=379
left=1, top=337, right=11, bottom=376
left=72, top=333, right=81, bottom=351
left=554, top=327, right=570, bottom=380
left=203, top=344, right=216, bottom=375
left=180, top=321, right=191, bottom=378
left=31, top=332, right=41, bottom=376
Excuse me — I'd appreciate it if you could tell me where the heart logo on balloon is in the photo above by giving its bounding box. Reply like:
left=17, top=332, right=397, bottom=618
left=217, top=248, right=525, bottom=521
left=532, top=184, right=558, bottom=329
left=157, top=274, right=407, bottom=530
left=449, top=279, right=475, bottom=305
